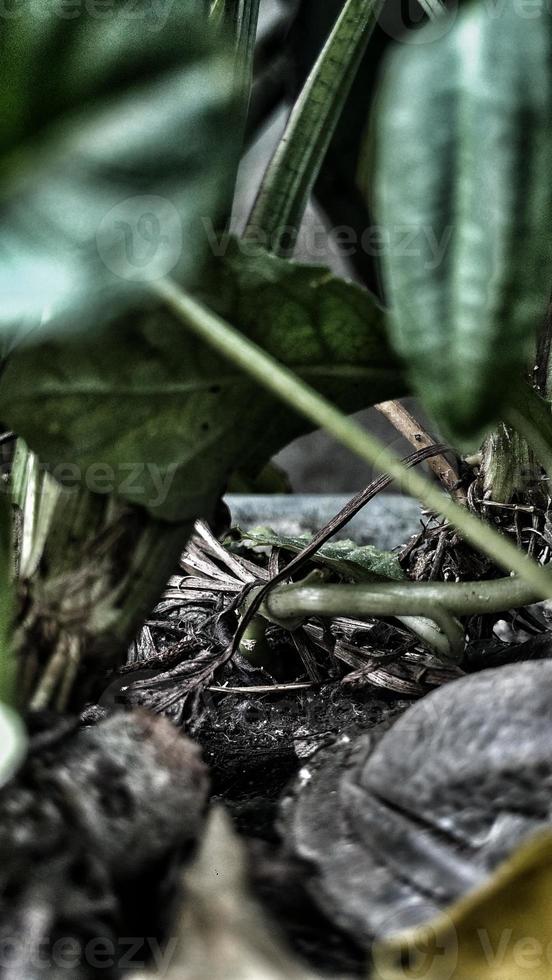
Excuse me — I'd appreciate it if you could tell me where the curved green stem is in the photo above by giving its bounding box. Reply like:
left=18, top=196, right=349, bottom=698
left=238, top=615, right=275, bottom=669
left=245, top=0, right=383, bottom=254
left=396, top=610, right=464, bottom=662
left=264, top=576, right=538, bottom=623
left=154, top=280, right=552, bottom=599
left=247, top=581, right=462, bottom=661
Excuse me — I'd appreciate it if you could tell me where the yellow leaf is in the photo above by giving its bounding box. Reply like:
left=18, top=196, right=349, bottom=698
left=372, top=833, right=552, bottom=980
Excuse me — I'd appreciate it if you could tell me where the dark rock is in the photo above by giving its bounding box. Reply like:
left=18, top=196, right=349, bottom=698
left=0, top=711, right=208, bottom=978
left=280, top=661, right=552, bottom=947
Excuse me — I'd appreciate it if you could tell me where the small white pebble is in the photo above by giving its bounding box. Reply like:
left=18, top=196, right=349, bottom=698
left=0, top=703, right=26, bottom=788
left=298, top=767, right=312, bottom=786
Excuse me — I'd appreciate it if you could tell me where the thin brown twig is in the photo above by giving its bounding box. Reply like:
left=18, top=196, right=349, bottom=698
left=55, top=635, right=81, bottom=711
left=230, top=442, right=450, bottom=657
left=376, top=400, right=466, bottom=502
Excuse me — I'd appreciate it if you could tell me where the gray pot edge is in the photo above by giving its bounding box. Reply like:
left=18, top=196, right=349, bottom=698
left=224, top=494, right=423, bottom=551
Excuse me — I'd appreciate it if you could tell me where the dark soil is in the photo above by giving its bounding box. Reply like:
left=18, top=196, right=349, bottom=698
left=198, top=684, right=407, bottom=839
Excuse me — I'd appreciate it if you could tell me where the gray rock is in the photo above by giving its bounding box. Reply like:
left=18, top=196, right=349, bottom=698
left=0, top=711, right=209, bottom=978
left=281, top=660, right=552, bottom=946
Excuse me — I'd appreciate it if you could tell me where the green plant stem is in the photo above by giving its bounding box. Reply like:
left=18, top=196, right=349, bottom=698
left=210, top=0, right=260, bottom=130
left=263, top=575, right=539, bottom=624
left=394, top=613, right=463, bottom=661
left=155, top=280, right=552, bottom=598
left=0, top=492, right=16, bottom=706
left=227, top=0, right=262, bottom=108
left=507, top=383, right=552, bottom=481
left=251, top=580, right=462, bottom=661
left=245, top=0, right=383, bottom=254
left=238, top=615, right=275, bottom=669
left=11, top=440, right=193, bottom=708
left=480, top=423, right=535, bottom=504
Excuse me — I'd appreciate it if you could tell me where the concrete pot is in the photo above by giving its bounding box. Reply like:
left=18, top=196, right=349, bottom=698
left=225, top=493, right=422, bottom=550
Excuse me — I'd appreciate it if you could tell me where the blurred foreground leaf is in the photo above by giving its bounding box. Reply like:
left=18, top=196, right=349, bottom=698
left=373, top=832, right=552, bottom=980
left=0, top=0, right=240, bottom=341
left=370, top=3, right=552, bottom=445
left=0, top=240, right=406, bottom=519
left=131, top=807, right=320, bottom=980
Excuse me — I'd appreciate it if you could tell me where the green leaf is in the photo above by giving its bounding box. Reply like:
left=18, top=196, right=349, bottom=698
left=369, top=3, right=552, bottom=445
left=286, top=0, right=390, bottom=295
left=237, top=526, right=405, bottom=582
left=227, top=461, right=292, bottom=494
left=222, top=0, right=262, bottom=98
left=246, top=0, right=383, bottom=255
left=0, top=0, right=239, bottom=340
left=0, top=239, right=406, bottom=520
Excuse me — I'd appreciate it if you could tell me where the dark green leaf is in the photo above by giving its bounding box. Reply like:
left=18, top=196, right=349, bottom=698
left=228, top=461, right=292, bottom=494
left=369, top=4, right=552, bottom=444
left=237, top=525, right=405, bottom=582
left=287, top=0, right=390, bottom=296
left=0, top=0, right=239, bottom=340
left=246, top=0, right=382, bottom=255
left=0, top=239, right=407, bottom=520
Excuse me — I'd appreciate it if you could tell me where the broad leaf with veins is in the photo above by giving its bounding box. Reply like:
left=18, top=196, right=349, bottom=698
left=238, top=526, right=405, bottom=582
left=369, top=3, right=552, bottom=444
left=0, top=240, right=407, bottom=520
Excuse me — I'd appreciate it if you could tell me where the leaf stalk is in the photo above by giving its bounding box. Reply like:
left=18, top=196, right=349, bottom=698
left=155, top=280, right=552, bottom=599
